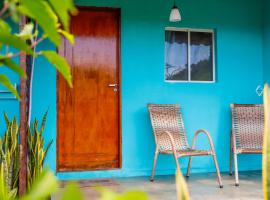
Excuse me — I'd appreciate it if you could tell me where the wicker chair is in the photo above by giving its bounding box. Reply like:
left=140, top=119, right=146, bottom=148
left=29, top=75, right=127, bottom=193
left=148, top=104, right=223, bottom=188
left=230, top=104, right=264, bottom=186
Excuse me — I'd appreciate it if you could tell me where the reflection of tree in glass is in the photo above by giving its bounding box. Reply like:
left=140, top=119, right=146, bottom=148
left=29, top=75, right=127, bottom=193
left=166, top=63, right=188, bottom=80
left=190, top=32, right=213, bottom=81
left=191, top=60, right=213, bottom=81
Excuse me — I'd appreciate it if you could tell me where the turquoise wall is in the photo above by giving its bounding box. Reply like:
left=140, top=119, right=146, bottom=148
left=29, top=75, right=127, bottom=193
left=264, top=0, right=270, bottom=83
left=0, top=0, right=266, bottom=180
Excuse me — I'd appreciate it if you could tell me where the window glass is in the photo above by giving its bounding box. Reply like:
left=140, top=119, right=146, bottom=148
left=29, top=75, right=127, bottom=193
left=165, top=30, right=188, bottom=81
left=164, top=29, right=215, bottom=83
left=190, top=32, right=213, bottom=81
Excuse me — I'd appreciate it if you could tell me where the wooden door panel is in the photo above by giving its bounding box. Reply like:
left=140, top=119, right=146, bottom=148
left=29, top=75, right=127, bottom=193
left=57, top=8, right=120, bottom=171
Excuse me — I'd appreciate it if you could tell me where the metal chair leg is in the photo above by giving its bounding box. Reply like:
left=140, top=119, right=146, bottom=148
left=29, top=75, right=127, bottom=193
left=232, top=133, right=239, bottom=186
left=230, top=133, right=233, bottom=176
left=186, top=156, right=192, bottom=177
left=212, top=154, right=223, bottom=188
left=234, top=152, right=239, bottom=186
left=150, top=150, right=159, bottom=182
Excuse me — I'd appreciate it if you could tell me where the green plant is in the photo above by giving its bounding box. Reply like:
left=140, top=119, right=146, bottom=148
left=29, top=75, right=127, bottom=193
left=263, top=84, right=270, bottom=200
left=0, top=0, right=76, bottom=99
left=0, top=169, right=59, bottom=200
left=0, top=156, right=189, bottom=200
left=176, top=166, right=190, bottom=200
left=0, top=113, right=19, bottom=197
left=27, top=111, right=53, bottom=189
left=97, top=188, right=148, bottom=200
left=0, top=169, right=149, bottom=200
left=0, top=112, right=53, bottom=196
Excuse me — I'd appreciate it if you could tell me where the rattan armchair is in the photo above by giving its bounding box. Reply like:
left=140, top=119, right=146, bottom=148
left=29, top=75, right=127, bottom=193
left=230, top=104, right=264, bottom=186
left=148, top=104, right=223, bottom=188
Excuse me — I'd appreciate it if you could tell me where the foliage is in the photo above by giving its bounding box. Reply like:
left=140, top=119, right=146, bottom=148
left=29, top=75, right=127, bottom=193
left=60, top=182, right=84, bottom=200
left=176, top=166, right=190, bottom=200
left=0, top=113, right=19, bottom=197
left=263, top=84, right=270, bottom=200
left=0, top=166, right=17, bottom=200
left=0, top=169, right=149, bottom=200
left=22, top=170, right=59, bottom=200
left=27, top=111, right=53, bottom=189
left=0, top=0, right=77, bottom=99
left=0, top=170, right=59, bottom=200
left=97, top=188, right=148, bottom=200
left=0, top=112, right=52, bottom=196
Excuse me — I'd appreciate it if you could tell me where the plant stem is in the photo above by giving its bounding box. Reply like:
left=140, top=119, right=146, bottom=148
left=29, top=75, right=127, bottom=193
left=1, top=36, right=46, bottom=59
left=0, top=2, right=9, bottom=18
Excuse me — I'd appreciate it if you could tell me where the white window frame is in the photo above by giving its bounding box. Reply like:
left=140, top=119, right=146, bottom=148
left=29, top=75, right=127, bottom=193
left=165, top=27, right=216, bottom=83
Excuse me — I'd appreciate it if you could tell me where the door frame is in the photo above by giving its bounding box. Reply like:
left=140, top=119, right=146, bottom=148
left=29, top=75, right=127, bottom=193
left=56, top=6, right=122, bottom=172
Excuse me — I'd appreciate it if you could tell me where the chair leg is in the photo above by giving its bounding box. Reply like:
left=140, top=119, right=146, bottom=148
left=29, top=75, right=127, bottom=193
left=232, top=133, right=239, bottom=186
left=212, top=154, right=223, bottom=188
left=150, top=150, right=159, bottom=182
left=234, top=152, right=239, bottom=186
left=186, top=156, right=192, bottom=177
left=230, top=133, right=233, bottom=176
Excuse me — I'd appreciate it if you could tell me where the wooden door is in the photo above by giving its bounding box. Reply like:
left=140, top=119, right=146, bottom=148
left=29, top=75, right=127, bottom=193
left=57, top=7, right=121, bottom=172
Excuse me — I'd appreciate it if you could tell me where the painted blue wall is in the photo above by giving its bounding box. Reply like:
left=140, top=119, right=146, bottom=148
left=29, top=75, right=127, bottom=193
left=1, top=0, right=266, bottom=180
left=263, top=0, right=270, bottom=83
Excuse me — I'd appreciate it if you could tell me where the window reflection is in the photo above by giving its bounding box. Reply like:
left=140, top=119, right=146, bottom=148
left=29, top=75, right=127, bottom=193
left=190, top=32, right=213, bottom=81
left=165, top=31, right=188, bottom=81
left=164, top=29, right=214, bottom=82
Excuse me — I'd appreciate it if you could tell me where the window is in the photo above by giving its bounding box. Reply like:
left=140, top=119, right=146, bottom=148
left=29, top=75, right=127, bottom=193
left=165, top=28, right=215, bottom=83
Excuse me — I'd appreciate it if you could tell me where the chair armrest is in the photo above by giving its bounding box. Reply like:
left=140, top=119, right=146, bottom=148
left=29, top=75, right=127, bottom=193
left=192, top=129, right=215, bottom=152
left=159, top=131, right=180, bottom=168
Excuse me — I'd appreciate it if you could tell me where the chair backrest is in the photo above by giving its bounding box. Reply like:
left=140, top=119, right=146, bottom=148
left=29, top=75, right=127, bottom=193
left=148, top=104, right=190, bottom=151
left=231, top=104, right=264, bottom=150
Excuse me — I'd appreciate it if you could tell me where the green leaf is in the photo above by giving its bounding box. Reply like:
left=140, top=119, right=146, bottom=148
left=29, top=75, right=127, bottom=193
left=8, top=188, right=17, bottom=199
left=0, top=57, right=27, bottom=78
left=263, top=84, right=270, bottom=200
left=0, top=165, right=9, bottom=200
left=17, top=0, right=61, bottom=46
left=58, top=29, right=74, bottom=45
left=8, top=2, right=20, bottom=22
left=40, top=110, right=48, bottom=135
left=60, top=182, right=84, bottom=200
left=48, top=0, right=77, bottom=31
left=3, top=112, right=10, bottom=126
left=119, top=191, right=148, bottom=200
left=0, top=75, right=19, bottom=100
left=97, top=188, right=120, bottom=200
left=0, top=19, right=11, bottom=33
left=16, top=23, right=34, bottom=40
left=176, top=167, right=190, bottom=200
left=41, top=51, right=72, bottom=87
left=97, top=188, right=148, bottom=200
left=21, top=170, right=59, bottom=200
left=0, top=32, right=33, bottom=54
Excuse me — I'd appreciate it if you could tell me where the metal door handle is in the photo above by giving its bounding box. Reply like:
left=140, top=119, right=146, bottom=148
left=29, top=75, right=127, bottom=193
left=108, top=84, right=118, bottom=87
left=108, top=84, right=118, bottom=92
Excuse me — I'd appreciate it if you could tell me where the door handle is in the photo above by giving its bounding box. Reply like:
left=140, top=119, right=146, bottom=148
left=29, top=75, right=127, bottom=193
left=108, top=84, right=118, bottom=92
left=108, top=84, right=118, bottom=87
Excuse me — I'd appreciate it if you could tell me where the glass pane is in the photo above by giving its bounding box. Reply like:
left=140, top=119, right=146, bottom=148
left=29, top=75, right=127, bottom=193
left=190, top=32, right=214, bottom=81
left=165, top=30, right=188, bottom=81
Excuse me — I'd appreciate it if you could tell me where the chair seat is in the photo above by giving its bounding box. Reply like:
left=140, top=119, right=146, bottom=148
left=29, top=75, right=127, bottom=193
left=236, top=148, right=262, bottom=154
left=160, top=149, right=212, bottom=157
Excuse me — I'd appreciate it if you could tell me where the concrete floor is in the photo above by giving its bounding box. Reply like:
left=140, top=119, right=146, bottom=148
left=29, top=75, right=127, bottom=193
left=57, top=171, right=263, bottom=200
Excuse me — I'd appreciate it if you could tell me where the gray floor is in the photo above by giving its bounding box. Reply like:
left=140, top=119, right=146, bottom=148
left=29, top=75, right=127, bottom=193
left=57, top=171, right=263, bottom=200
